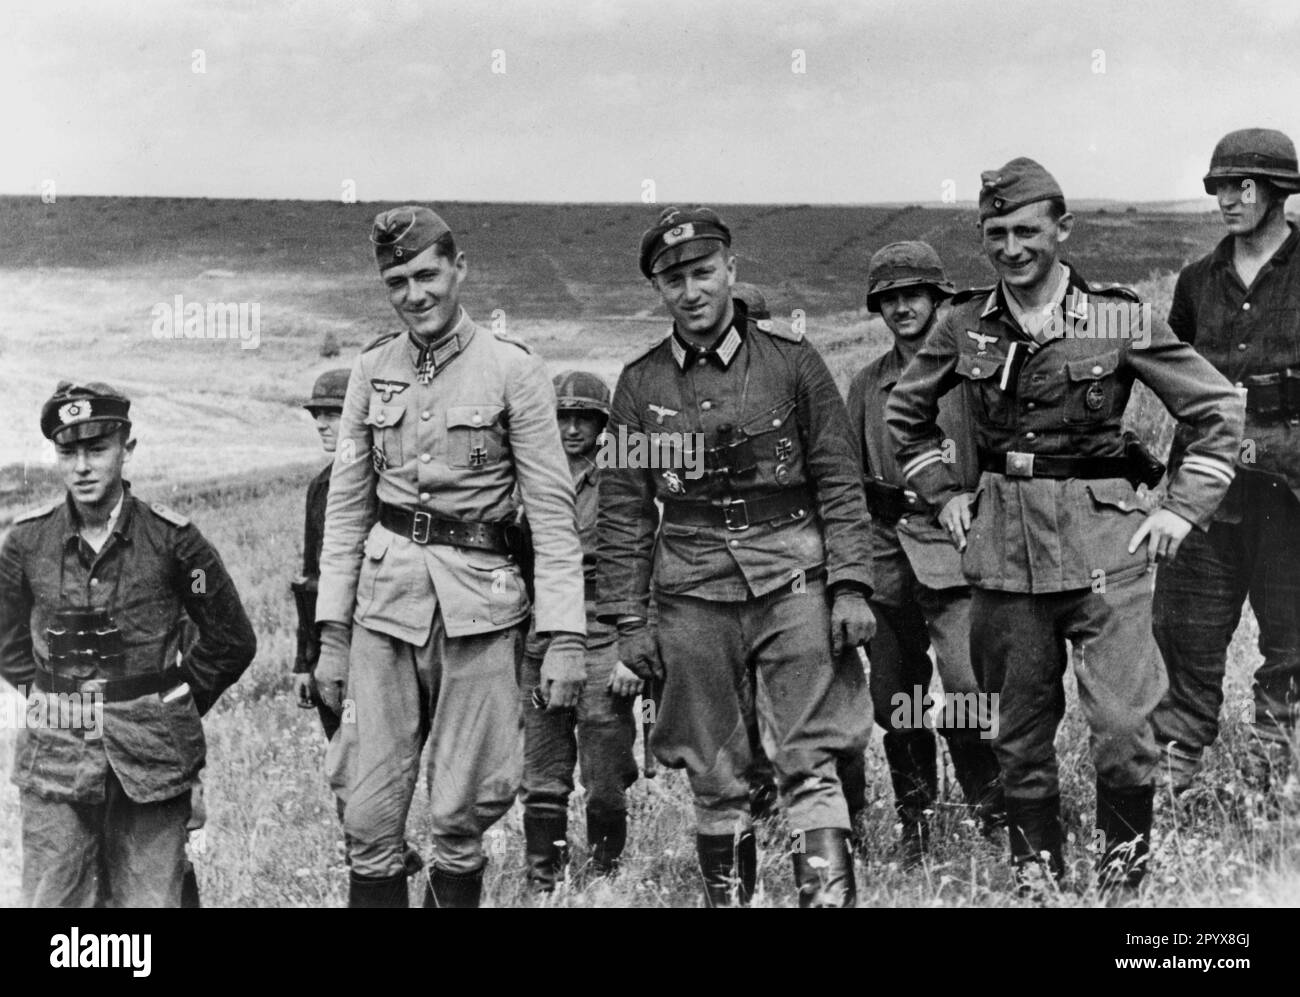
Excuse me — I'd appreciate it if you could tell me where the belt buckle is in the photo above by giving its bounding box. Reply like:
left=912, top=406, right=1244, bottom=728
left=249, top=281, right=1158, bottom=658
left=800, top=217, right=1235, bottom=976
left=723, top=498, right=749, bottom=532
left=411, top=510, right=432, bottom=544
left=1005, top=452, right=1035, bottom=478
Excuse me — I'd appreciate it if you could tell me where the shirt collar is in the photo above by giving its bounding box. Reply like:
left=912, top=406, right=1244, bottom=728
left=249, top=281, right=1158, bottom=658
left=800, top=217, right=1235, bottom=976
left=406, top=307, right=475, bottom=376
left=62, top=485, right=132, bottom=546
left=670, top=314, right=746, bottom=371
left=1210, top=220, right=1300, bottom=272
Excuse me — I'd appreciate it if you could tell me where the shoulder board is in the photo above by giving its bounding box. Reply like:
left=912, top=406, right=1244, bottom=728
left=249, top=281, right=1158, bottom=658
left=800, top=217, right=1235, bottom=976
left=13, top=500, right=61, bottom=525
left=361, top=331, right=401, bottom=354
left=623, top=334, right=672, bottom=368
left=951, top=285, right=996, bottom=305
left=492, top=329, right=533, bottom=354
left=147, top=502, right=190, bottom=527
left=753, top=318, right=803, bottom=343
left=1089, top=282, right=1141, bottom=302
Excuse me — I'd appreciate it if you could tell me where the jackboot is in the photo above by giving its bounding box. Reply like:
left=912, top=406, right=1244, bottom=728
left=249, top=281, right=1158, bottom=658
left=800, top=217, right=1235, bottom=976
left=1005, top=794, right=1065, bottom=897
left=697, top=831, right=757, bottom=907
left=586, top=808, right=627, bottom=876
left=422, top=863, right=485, bottom=908
left=1095, top=781, right=1154, bottom=894
left=348, top=870, right=409, bottom=908
left=883, top=729, right=937, bottom=868
left=523, top=812, right=569, bottom=893
left=946, top=733, right=1007, bottom=834
left=791, top=828, right=856, bottom=908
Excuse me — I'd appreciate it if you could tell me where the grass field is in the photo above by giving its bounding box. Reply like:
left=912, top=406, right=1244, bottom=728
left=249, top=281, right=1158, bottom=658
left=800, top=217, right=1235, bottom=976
left=0, top=197, right=1295, bottom=907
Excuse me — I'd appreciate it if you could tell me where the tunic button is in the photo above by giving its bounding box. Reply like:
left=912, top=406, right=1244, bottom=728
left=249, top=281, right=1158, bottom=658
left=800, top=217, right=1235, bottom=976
left=421, top=411, right=431, bottom=421
left=1243, top=302, right=1251, bottom=311
left=697, top=357, right=707, bottom=366
left=1238, top=343, right=1248, bottom=351
left=701, top=401, right=713, bottom=411
left=1026, top=401, right=1036, bottom=410
left=771, top=418, right=780, bottom=427
left=971, top=366, right=981, bottom=376
left=1025, top=431, right=1037, bottom=440
left=420, top=453, right=431, bottom=463
left=375, top=414, right=386, bottom=425
left=90, top=577, right=100, bottom=586
left=472, top=413, right=482, bottom=425
left=419, top=491, right=431, bottom=501
left=728, top=539, right=740, bottom=548
left=1091, top=365, right=1103, bottom=376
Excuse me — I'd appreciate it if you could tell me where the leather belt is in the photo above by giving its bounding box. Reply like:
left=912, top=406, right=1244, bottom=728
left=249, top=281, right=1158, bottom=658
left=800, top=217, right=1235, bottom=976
left=1239, top=368, right=1300, bottom=423
left=978, top=448, right=1130, bottom=480
left=379, top=503, right=511, bottom=554
left=863, top=478, right=928, bottom=522
left=34, top=665, right=186, bottom=703
left=661, top=487, right=813, bottom=532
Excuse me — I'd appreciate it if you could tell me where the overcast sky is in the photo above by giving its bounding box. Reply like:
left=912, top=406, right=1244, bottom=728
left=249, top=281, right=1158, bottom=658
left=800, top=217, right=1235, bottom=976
left=3, top=0, right=1298, bottom=204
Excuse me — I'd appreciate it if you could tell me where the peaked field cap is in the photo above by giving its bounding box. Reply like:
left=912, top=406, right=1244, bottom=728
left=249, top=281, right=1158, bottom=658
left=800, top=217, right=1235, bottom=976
left=1203, top=128, right=1300, bottom=194
left=304, top=369, right=351, bottom=412
left=731, top=282, right=770, bottom=320
left=40, top=381, right=132, bottom=444
left=978, top=157, right=1065, bottom=222
left=552, top=370, right=611, bottom=416
left=866, top=241, right=955, bottom=313
left=638, top=206, right=731, bottom=278
left=371, top=206, right=451, bottom=270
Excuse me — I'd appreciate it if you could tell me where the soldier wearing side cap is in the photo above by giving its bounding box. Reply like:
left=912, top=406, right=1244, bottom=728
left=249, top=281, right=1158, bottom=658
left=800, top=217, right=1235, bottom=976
left=518, top=370, right=641, bottom=893
left=886, top=160, right=1243, bottom=895
left=1151, top=128, right=1300, bottom=796
left=0, top=382, right=256, bottom=907
left=597, top=206, right=876, bottom=908
left=845, top=241, right=1004, bottom=868
left=314, top=206, right=586, bottom=908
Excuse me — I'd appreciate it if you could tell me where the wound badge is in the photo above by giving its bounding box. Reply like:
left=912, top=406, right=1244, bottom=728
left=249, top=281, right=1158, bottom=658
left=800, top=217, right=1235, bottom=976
left=775, top=437, right=793, bottom=461
left=662, top=470, right=685, bottom=495
left=1086, top=382, right=1106, bottom=411
left=774, top=463, right=792, bottom=486
left=370, top=445, right=388, bottom=472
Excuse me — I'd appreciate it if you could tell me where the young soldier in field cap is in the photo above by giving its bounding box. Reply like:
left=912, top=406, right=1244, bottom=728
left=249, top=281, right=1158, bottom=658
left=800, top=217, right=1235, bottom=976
left=887, top=159, right=1243, bottom=894
left=0, top=382, right=256, bottom=906
left=519, top=370, right=641, bottom=893
left=597, top=206, right=876, bottom=908
left=314, top=206, right=586, bottom=908
left=1151, top=128, right=1300, bottom=795
left=846, top=241, right=1004, bottom=867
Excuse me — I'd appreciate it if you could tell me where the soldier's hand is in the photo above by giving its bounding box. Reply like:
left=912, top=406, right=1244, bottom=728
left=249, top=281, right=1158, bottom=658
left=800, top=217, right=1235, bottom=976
left=939, top=492, right=975, bottom=552
left=1128, top=508, right=1194, bottom=564
left=830, top=591, right=876, bottom=659
left=616, top=617, right=664, bottom=681
left=293, top=672, right=317, bottom=709
left=540, top=632, right=586, bottom=712
left=607, top=660, right=644, bottom=698
left=315, top=622, right=351, bottom=715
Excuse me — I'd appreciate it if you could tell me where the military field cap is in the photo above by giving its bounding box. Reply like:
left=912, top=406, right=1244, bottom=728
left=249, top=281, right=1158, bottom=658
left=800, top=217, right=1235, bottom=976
left=552, top=370, right=611, bottom=417
left=866, top=241, right=955, bottom=313
left=979, top=157, right=1065, bottom=222
left=371, top=206, right=451, bottom=271
left=638, top=206, right=732, bottom=279
left=40, top=381, right=132, bottom=444
left=731, top=282, right=771, bottom=321
left=304, top=368, right=350, bottom=413
left=1203, top=128, right=1300, bottom=194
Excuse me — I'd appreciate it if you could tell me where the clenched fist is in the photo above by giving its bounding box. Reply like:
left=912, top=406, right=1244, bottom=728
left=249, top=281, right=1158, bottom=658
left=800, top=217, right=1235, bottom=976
left=540, top=631, right=587, bottom=712
left=616, top=617, right=664, bottom=681
left=830, top=592, right=876, bottom=659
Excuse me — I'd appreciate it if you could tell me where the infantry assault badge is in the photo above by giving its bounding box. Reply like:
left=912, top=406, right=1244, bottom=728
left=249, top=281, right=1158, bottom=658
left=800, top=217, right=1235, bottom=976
left=662, top=470, right=685, bottom=495
left=370, top=445, right=388, bottom=472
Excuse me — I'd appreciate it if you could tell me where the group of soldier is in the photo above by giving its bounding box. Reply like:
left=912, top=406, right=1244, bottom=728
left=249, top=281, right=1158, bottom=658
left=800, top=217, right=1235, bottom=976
left=2, top=126, right=1297, bottom=908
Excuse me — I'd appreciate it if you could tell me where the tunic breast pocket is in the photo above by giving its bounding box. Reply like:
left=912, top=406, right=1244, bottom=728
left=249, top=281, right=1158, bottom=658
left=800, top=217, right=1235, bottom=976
left=956, top=352, right=1010, bottom=426
left=446, top=404, right=508, bottom=469
left=1063, top=351, right=1120, bottom=425
left=365, top=399, right=408, bottom=468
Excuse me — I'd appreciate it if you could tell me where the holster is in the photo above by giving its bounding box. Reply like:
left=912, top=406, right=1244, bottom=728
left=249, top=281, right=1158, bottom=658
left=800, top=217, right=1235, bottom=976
left=504, top=515, right=536, bottom=603
left=863, top=478, right=927, bottom=522
left=290, top=576, right=319, bottom=671
left=1122, top=432, right=1167, bottom=489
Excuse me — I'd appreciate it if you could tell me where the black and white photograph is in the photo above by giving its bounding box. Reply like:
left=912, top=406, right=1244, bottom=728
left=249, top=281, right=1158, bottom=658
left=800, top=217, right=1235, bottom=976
left=0, top=0, right=1295, bottom=947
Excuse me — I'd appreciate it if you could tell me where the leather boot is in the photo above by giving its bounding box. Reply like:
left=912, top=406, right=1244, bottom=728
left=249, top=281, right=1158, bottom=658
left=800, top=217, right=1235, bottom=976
left=1096, top=782, right=1154, bottom=894
left=791, top=828, right=856, bottom=908
left=349, top=870, right=409, bottom=908
left=697, top=831, right=757, bottom=907
left=586, top=808, right=627, bottom=876
left=1005, top=794, right=1064, bottom=897
left=422, top=863, right=485, bottom=908
left=883, top=729, right=937, bottom=868
left=523, top=812, right=569, bottom=893
left=946, top=733, right=1007, bottom=834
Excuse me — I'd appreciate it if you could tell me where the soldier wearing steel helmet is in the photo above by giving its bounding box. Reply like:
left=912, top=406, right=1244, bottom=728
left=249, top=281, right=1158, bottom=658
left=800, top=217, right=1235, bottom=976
left=846, top=241, right=1004, bottom=868
left=887, top=159, right=1243, bottom=895
left=1151, top=128, right=1300, bottom=795
left=518, top=370, right=641, bottom=893
left=598, top=206, right=876, bottom=908
left=0, top=382, right=256, bottom=906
